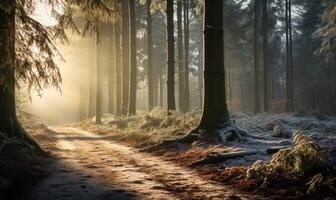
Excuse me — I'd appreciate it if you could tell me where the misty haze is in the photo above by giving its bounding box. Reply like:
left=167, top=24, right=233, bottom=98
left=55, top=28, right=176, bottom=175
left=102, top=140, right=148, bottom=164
left=0, top=0, right=335, bottom=199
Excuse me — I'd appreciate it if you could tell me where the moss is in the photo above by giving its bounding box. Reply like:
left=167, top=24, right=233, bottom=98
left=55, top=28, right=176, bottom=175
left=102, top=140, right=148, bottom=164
left=306, top=173, right=324, bottom=194
left=247, top=131, right=328, bottom=179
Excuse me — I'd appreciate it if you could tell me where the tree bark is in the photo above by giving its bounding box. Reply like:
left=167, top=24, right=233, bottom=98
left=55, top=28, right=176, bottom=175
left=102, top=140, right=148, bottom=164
left=147, top=0, right=154, bottom=111
left=183, top=0, right=190, bottom=112
left=88, top=38, right=96, bottom=118
left=128, top=0, right=137, bottom=116
left=166, top=0, right=176, bottom=113
left=122, top=0, right=130, bottom=115
left=160, top=75, right=164, bottom=107
left=95, top=27, right=102, bottom=124
left=289, top=0, right=293, bottom=111
left=254, top=0, right=261, bottom=113
left=198, top=46, right=203, bottom=110
left=262, top=0, right=269, bottom=112
left=177, top=0, right=185, bottom=112
left=197, top=0, right=229, bottom=131
left=285, top=0, right=293, bottom=112
left=80, top=77, right=87, bottom=120
left=108, top=25, right=116, bottom=114
left=0, top=1, right=40, bottom=149
left=115, top=1, right=122, bottom=116
left=154, top=77, right=158, bottom=107
left=333, top=38, right=336, bottom=114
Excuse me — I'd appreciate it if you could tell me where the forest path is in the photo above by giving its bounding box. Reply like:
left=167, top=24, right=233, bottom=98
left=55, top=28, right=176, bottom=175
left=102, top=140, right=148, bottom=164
left=26, top=127, right=250, bottom=200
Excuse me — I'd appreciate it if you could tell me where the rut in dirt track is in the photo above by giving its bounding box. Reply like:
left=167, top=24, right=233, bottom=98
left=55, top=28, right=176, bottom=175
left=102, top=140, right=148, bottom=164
left=26, top=127, right=253, bottom=200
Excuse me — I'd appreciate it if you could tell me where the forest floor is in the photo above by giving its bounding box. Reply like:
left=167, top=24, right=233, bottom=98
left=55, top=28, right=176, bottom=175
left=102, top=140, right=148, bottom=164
left=72, top=109, right=336, bottom=199
left=6, top=109, right=336, bottom=199
left=23, top=126, right=247, bottom=200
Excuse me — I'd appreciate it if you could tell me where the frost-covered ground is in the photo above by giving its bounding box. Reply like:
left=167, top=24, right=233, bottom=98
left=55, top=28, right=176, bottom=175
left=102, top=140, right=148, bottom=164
left=220, top=112, right=336, bottom=166
left=72, top=111, right=336, bottom=198
left=75, top=109, right=336, bottom=168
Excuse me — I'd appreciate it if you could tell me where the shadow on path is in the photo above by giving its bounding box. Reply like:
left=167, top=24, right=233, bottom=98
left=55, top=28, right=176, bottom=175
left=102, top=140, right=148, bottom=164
left=18, top=126, right=250, bottom=200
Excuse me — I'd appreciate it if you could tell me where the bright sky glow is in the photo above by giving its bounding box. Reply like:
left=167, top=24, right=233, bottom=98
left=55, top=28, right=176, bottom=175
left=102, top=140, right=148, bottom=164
left=31, top=0, right=58, bottom=26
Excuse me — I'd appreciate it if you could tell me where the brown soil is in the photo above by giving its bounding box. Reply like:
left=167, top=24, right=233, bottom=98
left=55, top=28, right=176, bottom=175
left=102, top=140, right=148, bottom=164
left=24, top=127, right=251, bottom=200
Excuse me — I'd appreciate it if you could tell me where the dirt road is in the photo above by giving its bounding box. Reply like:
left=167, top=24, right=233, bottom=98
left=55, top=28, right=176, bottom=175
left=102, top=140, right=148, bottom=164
left=24, top=127, right=252, bottom=200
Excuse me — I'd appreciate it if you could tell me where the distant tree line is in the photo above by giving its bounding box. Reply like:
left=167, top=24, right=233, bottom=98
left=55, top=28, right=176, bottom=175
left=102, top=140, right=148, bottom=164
left=0, top=0, right=335, bottom=145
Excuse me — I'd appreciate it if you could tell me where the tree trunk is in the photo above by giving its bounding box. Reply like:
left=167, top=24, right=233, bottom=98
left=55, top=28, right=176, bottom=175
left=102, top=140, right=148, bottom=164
left=183, top=0, right=190, bottom=112
left=122, top=0, right=130, bottom=115
left=177, top=0, right=185, bottom=112
left=147, top=0, right=154, bottom=111
left=0, top=1, right=40, bottom=149
left=88, top=38, right=96, bottom=118
left=197, top=0, right=229, bottom=131
left=333, top=38, right=336, bottom=114
left=115, top=1, right=123, bottom=116
left=262, top=0, right=269, bottom=112
left=95, top=27, right=102, bottom=124
left=154, top=77, right=158, bottom=107
left=166, top=0, right=176, bottom=113
left=254, top=0, right=260, bottom=113
left=80, top=77, right=87, bottom=120
left=128, top=0, right=137, bottom=116
left=198, top=46, right=203, bottom=110
left=289, top=0, right=293, bottom=111
left=108, top=25, right=116, bottom=114
left=160, top=75, right=164, bottom=108
left=285, top=0, right=293, bottom=112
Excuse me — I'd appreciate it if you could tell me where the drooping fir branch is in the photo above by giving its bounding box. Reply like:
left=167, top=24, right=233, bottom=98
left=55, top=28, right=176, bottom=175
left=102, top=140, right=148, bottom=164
left=12, top=0, right=117, bottom=94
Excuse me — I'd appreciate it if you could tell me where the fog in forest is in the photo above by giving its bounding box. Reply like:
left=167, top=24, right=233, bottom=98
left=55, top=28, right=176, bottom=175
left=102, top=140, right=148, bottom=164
left=1, top=0, right=336, bottom=199
left=24, top=35, right=86, bottom=125
left=24, top=0, right=336, bottom=125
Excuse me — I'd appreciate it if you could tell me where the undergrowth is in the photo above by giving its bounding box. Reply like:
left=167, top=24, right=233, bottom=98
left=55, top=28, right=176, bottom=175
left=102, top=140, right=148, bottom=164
left=77, top=107, right=201, bottom=146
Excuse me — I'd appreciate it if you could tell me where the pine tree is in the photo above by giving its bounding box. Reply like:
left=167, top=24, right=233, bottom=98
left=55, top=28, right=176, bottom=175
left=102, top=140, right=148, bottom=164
left=128, top=0, right=137, bottom=115
left=183, top=0, right=190, bottom=112
left=177, top=0, right=185, bottom=112
left=198, top=0, right=229, bottom=130
left=254, top=0, right=261, bottom=113
left=122, top=0, right=130, bottom=115
left=146, top=0, right=154, bottom=111
left=262, top=0, right=269, bottom=112
left=95, top=26, right=102, bottom=124
left=166, top=0, right=176, bottom=113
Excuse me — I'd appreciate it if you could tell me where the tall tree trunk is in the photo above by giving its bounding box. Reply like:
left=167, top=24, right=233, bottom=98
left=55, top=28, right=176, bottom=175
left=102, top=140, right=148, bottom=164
left=334, top=39, right=336, bottom=114
left=166, top=0, right=176, bottom=113
left=0, top=1, right=40, bottom=149
left=333, top=38, right=336, bottom=114
left=122, top=0, right=130, bottom=115
left=289, top=0, right=293, bottom=111
left=80, top=77, right=87, bottom=120
left=262, top=0, right=269, bottom=112
left=198, top=0, right=229, bottom=131
left=147, top=0, right=154, bottom=111
left=160, top=75, right=164, bottom=107
left=128, top=0, right=137, bottom=115
left=227, top=51, right=232, bottom=105
left=285, top=0, right=293, bottom=112
left=198, top=45, right=203, bottom=110
left=183, top=0, right=190, bottom=112
left=177, top=0, right=185, bottom=112
left=115, top=1, right=123, bottom=116
left=108, top=25, right=116, bottom=114
left=154, top=78, right=158, bottom=107
left=95, top=27, right=102, bottom=124
left=88, top=38, right=96, bottom=118
left=254, top=0, right=260, bottom=113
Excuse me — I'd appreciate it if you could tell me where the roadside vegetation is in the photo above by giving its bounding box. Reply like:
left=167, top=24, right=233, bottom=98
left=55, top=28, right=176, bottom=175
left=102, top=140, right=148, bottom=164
left=76, top=110, right=336, bottom=199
